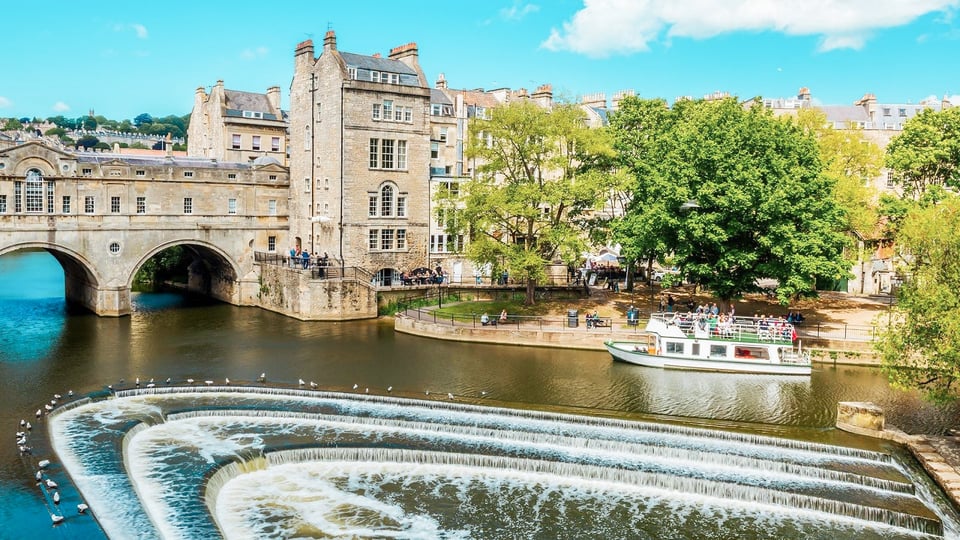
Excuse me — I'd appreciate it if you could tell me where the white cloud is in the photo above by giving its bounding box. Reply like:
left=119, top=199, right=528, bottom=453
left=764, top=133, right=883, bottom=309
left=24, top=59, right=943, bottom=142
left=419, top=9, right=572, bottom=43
left=53, top=102, right=70, bottom=112
left=240, top=46, right=269, bottom=60
left=542, top=0, right=960, bottom=56
left=0, top=96, right=11, bottom=108
left=501, top=1, right=539, bottom=21
left=113, top=23, right=148, bottom=39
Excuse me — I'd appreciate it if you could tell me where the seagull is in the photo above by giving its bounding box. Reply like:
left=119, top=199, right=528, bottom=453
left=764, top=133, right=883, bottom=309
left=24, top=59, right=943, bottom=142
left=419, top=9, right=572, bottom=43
left=53, top=492, right=60, bottom=504
left=146, top=383, right=155, bottom=388
left=352, top=384, right=359, bottom=390
left=25, top=422, right=31, bottom=430
left=225, top=378, right=231, bottom=385
left=149, top=378, right=154, bottom=384
left=46, top=479, right=58, bottom=489
left=447, top=393, right=455, bottom=400
left=35, top=470, right=42, bottom=482
left=298, top=379, right=306, bottom=386
left=20, top=419, right=26, bottom=427
left=38, top=459, right=50, bottom=469
left=53, top=394, right=62, bottom=400
left=51, top=514, right=64, bottom=524
left=44, top=404, right=54, bottom=411
left=36, top=409, right=42, bottom=418
left=106, top=385, right=112, bottom=391
left=257, top=373, right=266, bottom=383
left=204, top=380, right=213, bottom=385
left=165, top=378, right=172, bottom=384
left=309, top=381, right=317, bottom=389
left=77, top=503, right=88, bottom=514
left=67, top=390, right=74, bottom=397
left=135, top=378, right=140, bottom=387
left=425, top=390, right=430, bottom=395
left=387, top=386, right=393, bottom=392
left=186, top=378, right=194, bottom=384
left=481, top=391, right=488, bottom=396
left=365, top=388, right=369, bottom=394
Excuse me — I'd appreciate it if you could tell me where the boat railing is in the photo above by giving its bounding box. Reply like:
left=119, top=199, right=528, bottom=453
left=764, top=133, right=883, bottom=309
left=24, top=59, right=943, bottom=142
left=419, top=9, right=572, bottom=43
left=650, top=312, right=797, bottom=344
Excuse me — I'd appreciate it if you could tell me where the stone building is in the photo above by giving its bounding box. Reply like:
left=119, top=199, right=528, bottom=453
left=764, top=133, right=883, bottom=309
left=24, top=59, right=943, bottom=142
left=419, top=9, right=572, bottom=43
left=288, top=31, right=434, bottom=286
left=187, top=80, right=288, bottom=166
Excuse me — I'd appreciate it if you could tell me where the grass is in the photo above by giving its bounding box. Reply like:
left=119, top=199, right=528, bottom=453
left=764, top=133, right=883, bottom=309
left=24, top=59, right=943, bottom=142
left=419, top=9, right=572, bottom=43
left=433, top=297, right=560, bottom=318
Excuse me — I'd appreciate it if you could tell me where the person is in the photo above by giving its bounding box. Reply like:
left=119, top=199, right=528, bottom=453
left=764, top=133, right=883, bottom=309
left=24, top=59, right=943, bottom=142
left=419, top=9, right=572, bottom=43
left=667, top=295, right=675, bottom=313
left=501, top=270, right=509, bottom=285
left=289, top=247, right=297, bottom=268
left=499, top=309, right=508, bottom=324
left=481, top=313, right=490, bottom=326
left=301, top=250, right=310, bottom=270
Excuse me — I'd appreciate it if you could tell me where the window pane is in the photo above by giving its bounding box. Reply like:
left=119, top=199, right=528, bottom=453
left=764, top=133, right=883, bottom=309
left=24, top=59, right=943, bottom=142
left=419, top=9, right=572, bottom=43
left=396, top=229, right=406, bottom=249
left=381, top=140, right=394, bottom=169
left=397, top=196, right=406, bottom=217
left=397, top=140, right=406, bottom=169
left=380, top=229, right=393, bottom=250
left=368, top=229, right=378, bottom=249
left=380, top=185, right=393, bottom=217
left=369, top=139, right=379, bottom=168
left=26, top=170, right=43, bottom=212
left=369, top=195, right=377, bottom=216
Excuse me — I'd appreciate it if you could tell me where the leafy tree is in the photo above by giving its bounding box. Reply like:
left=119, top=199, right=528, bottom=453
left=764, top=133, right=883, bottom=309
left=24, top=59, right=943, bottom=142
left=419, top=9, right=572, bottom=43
left=448, top=100, right=613, bottom=304
left=75, top=135, right=99, bottom=149
left=134, top=113, right=153, bottom=127
left=795, top=109, right=882, bottom=236
left=613, top=97, right=849, bottom=304
left=94, top=142, right=111, bottom=150
left=886, top=107, right=960, bottom=198
left=44, top=127, right=66, bottom=137
left=3, top=118, right=23, bottom=130
left=875, top=194, right=960, bottom=403
left=608, top=97, right=675, bottom=287
left=18, top=117, right=30, bottom=124
left=81, top=116, right=97, bottom=130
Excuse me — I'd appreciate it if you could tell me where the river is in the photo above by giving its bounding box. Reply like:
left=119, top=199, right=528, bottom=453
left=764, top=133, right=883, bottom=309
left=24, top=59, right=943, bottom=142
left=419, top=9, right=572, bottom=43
left=1, top=250, right=958, bottom=539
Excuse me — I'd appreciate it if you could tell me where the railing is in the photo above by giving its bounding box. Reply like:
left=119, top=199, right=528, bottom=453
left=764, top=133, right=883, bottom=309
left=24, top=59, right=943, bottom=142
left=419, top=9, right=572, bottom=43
left=649, top=312, right=877, bottom=343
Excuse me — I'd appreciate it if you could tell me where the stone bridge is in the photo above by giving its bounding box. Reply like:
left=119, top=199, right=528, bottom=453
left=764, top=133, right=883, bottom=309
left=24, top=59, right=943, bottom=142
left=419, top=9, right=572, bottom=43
left=0, top=141, right=290, bottom=316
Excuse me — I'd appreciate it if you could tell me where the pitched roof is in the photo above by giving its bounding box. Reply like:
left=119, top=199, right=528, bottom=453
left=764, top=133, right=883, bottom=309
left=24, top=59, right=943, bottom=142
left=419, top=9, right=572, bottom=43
left=224, top=90, right=273, bottom=113
left=339, top=52, right=416, bottom=75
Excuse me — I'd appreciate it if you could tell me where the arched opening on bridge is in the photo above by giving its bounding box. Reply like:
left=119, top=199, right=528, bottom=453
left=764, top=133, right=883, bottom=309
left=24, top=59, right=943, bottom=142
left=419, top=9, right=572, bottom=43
left=0, top=245, right=104, bottom=315
left=131, top=242, right=239, bottom=307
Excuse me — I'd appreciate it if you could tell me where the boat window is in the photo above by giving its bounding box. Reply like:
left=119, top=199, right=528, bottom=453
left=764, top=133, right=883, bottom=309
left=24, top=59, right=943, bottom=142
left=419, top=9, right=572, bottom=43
left=691, top=343, right=700, bottom=356
left=709, top=345, right=726, bottom=358
left=734, top=346, right=770, bottom=360
left=666, top=342, right=684, bottom=354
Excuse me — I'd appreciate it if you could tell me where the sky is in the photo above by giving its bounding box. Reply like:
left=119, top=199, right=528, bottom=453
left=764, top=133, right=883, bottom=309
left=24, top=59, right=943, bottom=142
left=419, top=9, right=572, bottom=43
left=2, top=0, right=959, bottom=121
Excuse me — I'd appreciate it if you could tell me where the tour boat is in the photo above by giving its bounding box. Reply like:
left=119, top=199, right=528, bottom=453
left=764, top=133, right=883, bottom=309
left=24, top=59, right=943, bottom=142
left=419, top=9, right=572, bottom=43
left=605, top=313, right=811, bottom=375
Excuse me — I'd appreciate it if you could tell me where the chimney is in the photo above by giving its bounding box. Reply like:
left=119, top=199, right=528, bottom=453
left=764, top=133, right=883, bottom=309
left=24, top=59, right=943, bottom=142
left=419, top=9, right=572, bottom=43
left=388, top=42, right=426, bottom=86
left=797, top=87, right=811, bottom=102
left=372, top=52, right=381, bottom=58
left=435, top=72, right=447, bottom=89
left=532, top=83, right=553, bottom=108
left=266, top=86, right=281, bottom=112
left=581, top=92, right=607, bottom=109
left=611, top=89, right=635, bottom=110
left=855, top=93, right=877, bottom=123
left=323, top=30, right=336, bottom=52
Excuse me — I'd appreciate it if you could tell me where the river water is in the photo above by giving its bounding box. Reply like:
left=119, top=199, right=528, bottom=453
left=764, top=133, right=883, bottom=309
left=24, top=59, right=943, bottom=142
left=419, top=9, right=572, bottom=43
left=2, top=250, right=959, bottom=539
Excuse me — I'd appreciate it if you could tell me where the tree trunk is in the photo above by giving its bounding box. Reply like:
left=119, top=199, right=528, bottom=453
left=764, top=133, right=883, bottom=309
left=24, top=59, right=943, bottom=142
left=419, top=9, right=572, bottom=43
left=624, top=260, right=635, bottom=292
left=526, top=277, right=536, bottom=305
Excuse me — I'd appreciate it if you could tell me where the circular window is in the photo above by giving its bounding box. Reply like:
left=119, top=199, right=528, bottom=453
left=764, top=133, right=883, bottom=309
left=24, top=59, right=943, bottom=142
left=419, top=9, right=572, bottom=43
left=0, top=162, right=5, bottom=170
left=109, top=242, right=121, bottom=254
left=62, top=164, right=70, bottom=172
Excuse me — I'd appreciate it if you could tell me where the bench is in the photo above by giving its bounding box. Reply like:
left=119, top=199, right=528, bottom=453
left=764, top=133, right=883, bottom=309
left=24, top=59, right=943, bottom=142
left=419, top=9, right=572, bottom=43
left=587, top=316, right=611, bottom=328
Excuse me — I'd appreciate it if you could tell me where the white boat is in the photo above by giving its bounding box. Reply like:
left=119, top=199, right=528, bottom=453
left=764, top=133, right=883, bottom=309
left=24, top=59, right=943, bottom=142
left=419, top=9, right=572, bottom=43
left=605, top=313, right=811, bottom=375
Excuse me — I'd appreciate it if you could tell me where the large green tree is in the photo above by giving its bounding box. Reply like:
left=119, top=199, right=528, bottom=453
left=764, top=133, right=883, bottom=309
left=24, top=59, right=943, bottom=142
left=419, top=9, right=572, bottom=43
left=875, top=194, right=960, bottom=403
left=886, top=106, right=960, bottom=198
left=612, top=97, right=849, bottom=304
left=449, top=100, right=613, bottom=304
left=795, top=108, right=882, bottom=236
left=608, top=97, right=675, bottom=288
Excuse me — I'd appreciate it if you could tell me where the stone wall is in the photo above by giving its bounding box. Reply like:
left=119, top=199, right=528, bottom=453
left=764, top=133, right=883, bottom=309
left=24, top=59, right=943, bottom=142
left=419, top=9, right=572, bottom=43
left=255, top=263, right=377, bottom=320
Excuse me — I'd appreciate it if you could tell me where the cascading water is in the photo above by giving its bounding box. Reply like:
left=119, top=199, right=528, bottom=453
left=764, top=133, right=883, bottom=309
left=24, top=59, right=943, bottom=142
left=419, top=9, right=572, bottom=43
left=48, top=386, right=957, bottom=539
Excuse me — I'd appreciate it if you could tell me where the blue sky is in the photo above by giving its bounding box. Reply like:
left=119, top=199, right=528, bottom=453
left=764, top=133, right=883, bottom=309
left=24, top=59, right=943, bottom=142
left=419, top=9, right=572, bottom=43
left=2, top=0, right=959, bottom=121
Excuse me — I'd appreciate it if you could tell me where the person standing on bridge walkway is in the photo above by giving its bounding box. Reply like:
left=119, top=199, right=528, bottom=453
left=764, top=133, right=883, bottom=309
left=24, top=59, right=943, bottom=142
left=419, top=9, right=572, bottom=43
left=301, top=250, right=310, bottom=270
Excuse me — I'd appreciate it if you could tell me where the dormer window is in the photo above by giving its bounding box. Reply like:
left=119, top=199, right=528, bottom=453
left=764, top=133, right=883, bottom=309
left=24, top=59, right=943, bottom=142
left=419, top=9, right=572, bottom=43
left=242, top=110, right=264, bottom=119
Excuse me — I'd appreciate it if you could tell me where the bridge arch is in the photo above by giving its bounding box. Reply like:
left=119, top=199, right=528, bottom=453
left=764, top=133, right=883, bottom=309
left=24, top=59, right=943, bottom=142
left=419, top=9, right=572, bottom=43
left=128, top=239, right=242, bottom=304
left=0, top=242, right=106, bottom=313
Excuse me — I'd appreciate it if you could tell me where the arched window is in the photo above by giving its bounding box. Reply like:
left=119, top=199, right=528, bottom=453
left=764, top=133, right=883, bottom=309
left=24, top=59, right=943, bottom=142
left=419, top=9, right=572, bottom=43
left=380, top=184, right=394, bottom=217
left=25, top=169, right=44, bottom=212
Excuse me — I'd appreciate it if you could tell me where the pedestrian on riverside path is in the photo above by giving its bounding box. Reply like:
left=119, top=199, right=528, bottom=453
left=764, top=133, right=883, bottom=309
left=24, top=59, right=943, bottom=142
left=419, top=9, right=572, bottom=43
left=667, top=294, right=675, bottom=313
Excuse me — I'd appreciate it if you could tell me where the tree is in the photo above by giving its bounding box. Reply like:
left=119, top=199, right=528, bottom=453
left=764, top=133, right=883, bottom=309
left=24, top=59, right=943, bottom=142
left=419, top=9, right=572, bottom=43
left=608, top=97, right=675, bottom=288
left=134, top=113, right=153, bottom=128
left=448, top=100, right=613, bottom=304
left=875, top=194, right=960, bottom=403
left=75, top=135, right=99, bottom=149
left=2, top=118, right=23, bottom=130
left=886, top=106, right=960, bottom=198
left=613, top=97, right=849, bottom=304
left=82, top=116, right=97, bottom=130
left=44, top=127, right=66, bottom=137
left=795, top=109, right=883, bottom=236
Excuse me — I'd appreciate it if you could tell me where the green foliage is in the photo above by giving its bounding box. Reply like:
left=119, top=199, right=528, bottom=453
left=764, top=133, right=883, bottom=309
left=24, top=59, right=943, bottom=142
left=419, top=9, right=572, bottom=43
left=44, top=127, right=66, bottom=137
left=876, top=195, right=960, bottom=403
left=134, top=113, right=153, bottom=127
left=609, top=97, right=849, bottom=303
left=796, top=109, right=882, bottom=236
left=134, top=246, right=191, bottom=289
left=448, top=100, right=614, bottom=304
left=886, top=106, right=960, bottom=198
left=3, top=118, right=23, bottom=130
left=81, top=116, right=97, bottom=130
left=75, top=135, right=99, bottom=149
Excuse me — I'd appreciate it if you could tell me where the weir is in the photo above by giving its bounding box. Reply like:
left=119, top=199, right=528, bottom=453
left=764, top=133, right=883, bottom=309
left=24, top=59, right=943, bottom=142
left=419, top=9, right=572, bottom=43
left=50, top=387, right=953, bottom=539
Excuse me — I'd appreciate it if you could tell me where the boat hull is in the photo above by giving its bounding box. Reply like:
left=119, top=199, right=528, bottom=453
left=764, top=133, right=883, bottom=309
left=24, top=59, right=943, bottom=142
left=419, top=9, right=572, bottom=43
left=605, top=341, right=811, bottom=375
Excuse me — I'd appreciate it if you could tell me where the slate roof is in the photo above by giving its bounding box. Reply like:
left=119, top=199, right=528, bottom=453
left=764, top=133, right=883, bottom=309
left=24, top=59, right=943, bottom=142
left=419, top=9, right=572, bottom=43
left=340, top=52, right=417, bottom=75
left=74, top=153, right=254, bottom=169
left=430, top=88, right=453, bottom=105
left=224, top=90, right=274, bottom=113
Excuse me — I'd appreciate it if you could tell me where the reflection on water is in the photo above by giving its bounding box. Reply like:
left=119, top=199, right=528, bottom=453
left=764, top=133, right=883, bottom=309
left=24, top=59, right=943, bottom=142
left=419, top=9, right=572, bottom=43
left=2, top=249, right=959, bottom=539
